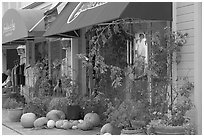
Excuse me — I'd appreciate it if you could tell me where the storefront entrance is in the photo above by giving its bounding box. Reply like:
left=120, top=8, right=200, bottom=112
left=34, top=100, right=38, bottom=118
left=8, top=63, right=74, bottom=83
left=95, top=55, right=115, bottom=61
left=6, top=49, right=19, bottom=70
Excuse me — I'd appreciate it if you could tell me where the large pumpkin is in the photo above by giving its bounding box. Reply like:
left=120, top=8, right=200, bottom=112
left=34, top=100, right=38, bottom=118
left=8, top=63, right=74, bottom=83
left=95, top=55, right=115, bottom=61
left=21, top=113, right=37, bottom=128
left=84, top=112, right=100, bottom=127
left=46, top=110, right=65, bottom=122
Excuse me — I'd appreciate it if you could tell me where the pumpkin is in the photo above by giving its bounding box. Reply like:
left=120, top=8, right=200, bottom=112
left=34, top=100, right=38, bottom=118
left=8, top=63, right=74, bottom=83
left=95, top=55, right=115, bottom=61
left=77, top=121, right=93, bottom=131
left=47, top=120, right=55, bottom=128
left=46, top=110, right=65, bottom=122
left=21, top=113, right=37, bottom=128
left=63, top=120, right=69, bottom=123
left=100, top=123, right=113, bottom=134
left=34, top=117, right=48, bottom=128
left=62, top=121, right=73, bottom=130
left=72, top=125, right=78, bottom=130
left=84, top=112, right=100, bottom=127
left=103, top=133, right=112, bottom=135
left=72, top=120, right=80, bottom=126
left=78, top=119, right=84, bottom=123
left=55, top=120, right=64, bottom=129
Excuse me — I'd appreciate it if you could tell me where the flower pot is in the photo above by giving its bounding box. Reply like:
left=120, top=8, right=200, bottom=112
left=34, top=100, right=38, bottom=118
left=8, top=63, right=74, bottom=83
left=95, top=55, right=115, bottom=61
left=66, top=105, right=82, bottom=120
left=131, top=120, right=146, bottom=129
left=2, top=94, right=10, bottom=108
left=153, top=126, right=186, bottom=135
left=8, top=108, right=23, bottom=122
left=111, top=127, right=122, bottom=135
left=121, top=129, right=146, bottom=135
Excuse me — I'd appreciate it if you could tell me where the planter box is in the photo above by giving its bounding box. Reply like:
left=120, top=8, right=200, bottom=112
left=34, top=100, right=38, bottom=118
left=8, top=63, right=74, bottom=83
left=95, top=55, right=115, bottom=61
left=2, top=94, right=10, bottom=107
left=121, top=129, right=146, bottom=135
left=66, top=105, right=83, bottom=120
left=131, top=120, right=146, bottom=129
left=153, top=126, right=186, bottom=135
left=8, top=108, right=23, bottom=122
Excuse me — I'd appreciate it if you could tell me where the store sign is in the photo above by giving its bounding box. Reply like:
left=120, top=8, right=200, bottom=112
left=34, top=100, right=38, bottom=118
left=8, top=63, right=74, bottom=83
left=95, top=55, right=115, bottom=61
left=67, top=2, right=107, bottom=23
left=3, top=19, right=16, bottom=37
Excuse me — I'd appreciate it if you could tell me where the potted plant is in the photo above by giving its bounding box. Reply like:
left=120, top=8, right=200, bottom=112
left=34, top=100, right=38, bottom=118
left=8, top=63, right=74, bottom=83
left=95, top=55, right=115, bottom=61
left=58, top=76, right=84, bottom=120
left=105, top=96, right=149, bottom=135
left=146, top=79, right=195, bottom=135
left=48, top=95, right=83, bottom=120
left=3, top=98, right=24, bottom=122
left=78, top=91, right=111, bottom=126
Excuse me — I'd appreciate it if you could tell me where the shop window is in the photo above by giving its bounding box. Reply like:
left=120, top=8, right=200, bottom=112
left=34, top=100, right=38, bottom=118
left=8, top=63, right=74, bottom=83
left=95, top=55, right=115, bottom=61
left=6, top=49, right=19, bottom=70
left=34, top=41, right=48, bottom=63
left=84, top=21, right=170, bottom=103
left=61, top=38, right=72, bottom=77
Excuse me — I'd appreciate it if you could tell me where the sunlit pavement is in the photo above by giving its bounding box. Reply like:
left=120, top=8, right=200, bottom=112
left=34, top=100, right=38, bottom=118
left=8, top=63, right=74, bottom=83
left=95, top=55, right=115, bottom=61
left=2, top=125, right=21, bottom=135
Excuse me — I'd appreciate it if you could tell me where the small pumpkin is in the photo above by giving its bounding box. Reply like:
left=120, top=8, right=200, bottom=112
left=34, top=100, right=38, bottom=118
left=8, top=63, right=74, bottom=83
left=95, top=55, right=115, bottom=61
left=62, top=121, right=73, bottom=130
left=21, top=113, right=37, bottom=128
left=72, top=120, right=80, bottom=126
left=55, top=120, right=64, bottom=129
left=84, top=112, right=100, bottom=127
left=34, top=117, right=48, bottom=128
left=100, top=123, right=113, bottom=134
left=103, top=133, right=112, bottom=135
left=72, top=125, right=78, bottom=130
left=47, top=120, right=55, bottom=128
left=77, top=121, right=93, bottom=131
left=78, top=119, right=84, bottom=123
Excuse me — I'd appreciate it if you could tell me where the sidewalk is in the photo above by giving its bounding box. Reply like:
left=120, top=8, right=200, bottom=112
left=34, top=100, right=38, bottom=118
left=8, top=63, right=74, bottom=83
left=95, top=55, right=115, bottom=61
left=2, top=125, right=21, bottom=135
left=2, top=109, right=100, bottom=135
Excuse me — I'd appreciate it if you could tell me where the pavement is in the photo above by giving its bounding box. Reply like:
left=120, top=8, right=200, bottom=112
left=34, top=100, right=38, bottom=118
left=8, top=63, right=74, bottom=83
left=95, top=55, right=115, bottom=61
left=2, top=125, right=22, bottom=135
left=2, top=109, right=100, bottom=135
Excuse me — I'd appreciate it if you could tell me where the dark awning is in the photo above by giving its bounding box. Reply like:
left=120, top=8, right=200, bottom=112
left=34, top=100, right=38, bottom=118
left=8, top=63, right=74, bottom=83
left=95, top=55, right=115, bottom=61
left=2, top=9, right=45, bottom=44
left=56, top=2, right=172, bottom=36
left=43, top=2, right=80, bottom=38
left=44, top=2, right=172, bottom=38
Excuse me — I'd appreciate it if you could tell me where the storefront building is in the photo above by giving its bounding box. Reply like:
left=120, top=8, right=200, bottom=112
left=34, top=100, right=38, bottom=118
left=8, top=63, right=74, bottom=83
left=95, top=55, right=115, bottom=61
left=2, top=2, right=68, bottom=98
left=44, top=2, right=202, bottom=134
left=2, top=2, right=202, bottom=134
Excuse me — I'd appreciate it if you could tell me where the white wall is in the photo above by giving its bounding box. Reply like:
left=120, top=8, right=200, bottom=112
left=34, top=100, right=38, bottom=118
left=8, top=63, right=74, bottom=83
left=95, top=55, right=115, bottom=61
left=174, top=2, right=202, bottom=134
left=176, top=2, right=195, bottom=83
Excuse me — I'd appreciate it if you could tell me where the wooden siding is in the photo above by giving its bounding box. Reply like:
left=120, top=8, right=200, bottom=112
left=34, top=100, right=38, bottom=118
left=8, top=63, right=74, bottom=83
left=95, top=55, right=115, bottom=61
left=175, top=3, right=195, bottom=84
left=176, top=2, right=194, bottom=8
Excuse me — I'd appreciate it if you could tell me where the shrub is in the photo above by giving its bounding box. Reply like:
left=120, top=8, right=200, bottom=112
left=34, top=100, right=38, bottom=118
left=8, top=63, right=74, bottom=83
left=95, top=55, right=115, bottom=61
left=3, top=98, right=24, bottom=109
left=48, top=97, right=72, bottom=118
left=23, top=97, right=50, bottom=118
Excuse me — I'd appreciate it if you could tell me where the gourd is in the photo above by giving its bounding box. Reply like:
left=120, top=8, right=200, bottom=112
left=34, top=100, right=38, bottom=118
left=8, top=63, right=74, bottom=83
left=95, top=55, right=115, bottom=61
left=21, top=113, right=37, bottom=128
left=77, top=121, right=93, bottom=131
left=34, top=117, right=48, bottom=128
left=46, top=110, right=65, bottom=122
left=61, top=121, right=73, bottom=130
left=84, top=112, right=100, bottom=127
left=47, top=120, right=55, bottom=128
left=100, top=123, right=113, bottom=134
left=72, top=120, right=80, bottom=126
left=103, top=133, right=112, bottom=135
left=55, top=120, right=64, bottom=129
